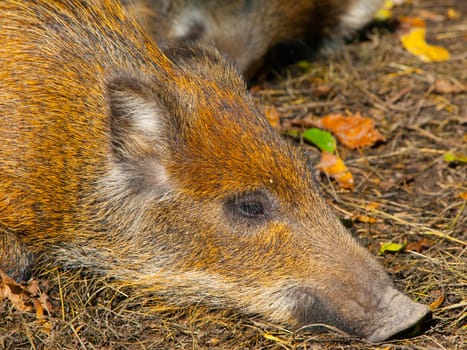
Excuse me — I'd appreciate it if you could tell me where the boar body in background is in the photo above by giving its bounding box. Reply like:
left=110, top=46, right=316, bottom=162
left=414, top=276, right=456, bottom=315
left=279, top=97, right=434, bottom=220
left=127, top=0, right=385, bottom=77
left=0, top=0, right=427, bottom=342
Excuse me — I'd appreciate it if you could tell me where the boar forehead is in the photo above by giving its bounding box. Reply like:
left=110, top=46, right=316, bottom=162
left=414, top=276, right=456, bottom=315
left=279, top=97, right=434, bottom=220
left=163, top=84, right=318, bottom=202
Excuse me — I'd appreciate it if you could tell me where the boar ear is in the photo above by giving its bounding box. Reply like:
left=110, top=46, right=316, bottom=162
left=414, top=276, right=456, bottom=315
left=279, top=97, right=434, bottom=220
left=106, top=73, right=174, bottom=192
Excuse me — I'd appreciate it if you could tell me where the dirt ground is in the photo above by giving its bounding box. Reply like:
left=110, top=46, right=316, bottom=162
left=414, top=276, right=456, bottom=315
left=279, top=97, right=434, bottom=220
left=1, top=0, right=465, bottom=349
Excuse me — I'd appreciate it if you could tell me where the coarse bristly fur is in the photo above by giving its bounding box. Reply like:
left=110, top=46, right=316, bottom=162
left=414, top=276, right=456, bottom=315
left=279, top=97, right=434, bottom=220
left=0, top=0, right=427, bottom=343
left=126, top=0, right=385, bottom=77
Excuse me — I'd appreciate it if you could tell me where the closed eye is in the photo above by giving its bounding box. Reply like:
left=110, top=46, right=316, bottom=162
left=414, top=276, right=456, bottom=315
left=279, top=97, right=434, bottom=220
left=224, top=189, right=273, bottom=223
left=238, top=201, right=265, bottom=218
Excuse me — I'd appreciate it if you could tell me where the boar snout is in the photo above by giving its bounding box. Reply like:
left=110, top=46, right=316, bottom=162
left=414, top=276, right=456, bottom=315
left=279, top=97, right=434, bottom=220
left=290, top=285, right=429, bottom=342
left=366, top=287, right=429, bottom=342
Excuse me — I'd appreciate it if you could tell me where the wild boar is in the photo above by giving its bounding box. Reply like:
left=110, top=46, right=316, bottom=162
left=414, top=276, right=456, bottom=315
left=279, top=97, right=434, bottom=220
left=127, top=0, right=385, bottom=77
left=0, top=0, right=427, bottom=342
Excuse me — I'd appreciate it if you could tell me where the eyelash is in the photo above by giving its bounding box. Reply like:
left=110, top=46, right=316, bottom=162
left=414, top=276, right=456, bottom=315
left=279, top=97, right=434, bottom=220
left=225, top=191, right=272, bottom=222
left=238, top=201, right=265, bottom=218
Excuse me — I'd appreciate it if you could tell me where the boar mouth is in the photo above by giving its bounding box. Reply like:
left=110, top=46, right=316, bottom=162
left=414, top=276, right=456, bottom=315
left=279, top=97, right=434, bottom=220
left=289, top=286, right=429, bottom=342
left=290, top=286, right=364, bottom=337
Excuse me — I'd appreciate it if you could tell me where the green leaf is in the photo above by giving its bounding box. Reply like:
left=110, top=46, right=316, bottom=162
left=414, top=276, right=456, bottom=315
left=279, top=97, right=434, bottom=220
left=285, top=130, right=300, bottom=138
left=295, top=60, right=313, bottom=71
left=379, top=242, right=406, bottom=255
left=444, top=151, right=467, bottom=163
left=302, top=128, right=336, bottom=153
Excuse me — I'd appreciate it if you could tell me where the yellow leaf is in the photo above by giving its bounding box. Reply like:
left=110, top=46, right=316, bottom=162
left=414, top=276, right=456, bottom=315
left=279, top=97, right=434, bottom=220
left=400, top=28, right=450, bottom=62
left=447, top=8, right=460, bottom=20
left=375, top=8, right=392, bottom=21
left=379, top=242, right=406, bottom=254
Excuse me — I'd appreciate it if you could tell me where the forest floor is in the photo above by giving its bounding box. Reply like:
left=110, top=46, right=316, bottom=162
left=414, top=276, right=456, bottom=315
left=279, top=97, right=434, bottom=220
left=1, top=0, right=465, bottom=349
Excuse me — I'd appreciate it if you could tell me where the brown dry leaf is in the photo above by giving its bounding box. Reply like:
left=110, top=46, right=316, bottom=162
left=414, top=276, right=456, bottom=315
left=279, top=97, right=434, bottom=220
left=312, top=84, right=333, bottom=98
left=314, top=113, right=386, bottom=149
left=316, top=152, right=354, bottom=190
left=0, top=269, right=53, bottom=333
left=406, top=238, right=434, bottom=253
left=249, top=85, right=262, bottom=94
left=400, top=27, right=450, bottom=62
left=433, top=79, right=466, bottom=94
left=263, top=105, right=281, bottom=129
left=416, top=9, right=445, bottom=22
left=0, top=269, right=34, bottom=312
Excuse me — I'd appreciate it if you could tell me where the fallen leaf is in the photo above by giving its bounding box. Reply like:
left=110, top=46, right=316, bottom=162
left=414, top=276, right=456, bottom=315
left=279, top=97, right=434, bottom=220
left=314, top=113, right=386, bottom=149
left=249, top=85, right=261, bottom=94
left=316, top=152, right=354, bottom=190
left=312, top=84, right=333, bottom=98
left=353, top=215, right=377, bottom=224
left=0, top=269, right=53, bottom=333
left=406, top=238, right=434, bottom=253
left=365, top=202, right=381, bottom=211
left=0, top=270, right=33, bottom=312
left=399, top=16, right=426, bottom=29
left=263, top=105, right=280, bottom=129
left=433, top=79, right=466, bottom=94
left=302, top=128, right=336, bottom=153
left=429, top=293, right=445, bottom=310
left=444, top=151, right=467, bottom=163
left=379, top=242, right=406, bottom=254
left=416, top=10, right=445, bottom=22
left=400, top=27, right=450, bottom=62
left=374, top=8, right=392, bottom=22
left=460, top=192, right=467, bottom=200
left=295, top=60, right=314, bottom=73
left=447, top=8, right=461, bottom=20
left=205, top=338, right=221, bottom=346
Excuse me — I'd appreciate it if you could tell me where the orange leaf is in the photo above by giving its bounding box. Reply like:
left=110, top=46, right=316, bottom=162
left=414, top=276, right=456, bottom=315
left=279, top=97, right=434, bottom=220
left=429, top=293, right=445, bottom=311
left=353, top=215, right=377, bottom=223
left=399, top=16, right=426, bottom=29
left=316, top=152, right=354, bottom=190
left=365, top=202, right=381, bottom=211
left=314, top=113, right=386, bottom=149
left=263, top=105, right=281, bottom=129
left=400, top=27, right=450, bottom=62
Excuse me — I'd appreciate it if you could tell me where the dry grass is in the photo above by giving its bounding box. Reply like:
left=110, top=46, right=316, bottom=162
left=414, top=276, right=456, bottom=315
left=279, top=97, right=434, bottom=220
left=1, top=0, right=465, bottom=349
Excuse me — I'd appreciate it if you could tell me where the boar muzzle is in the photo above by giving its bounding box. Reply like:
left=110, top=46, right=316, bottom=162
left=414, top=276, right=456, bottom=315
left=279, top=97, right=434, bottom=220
left=290, top=285, right=429, bottom=342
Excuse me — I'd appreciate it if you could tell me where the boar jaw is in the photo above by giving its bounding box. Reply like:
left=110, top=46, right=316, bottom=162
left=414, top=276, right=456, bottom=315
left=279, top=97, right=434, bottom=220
left=289, top=285, right=428, bottom=342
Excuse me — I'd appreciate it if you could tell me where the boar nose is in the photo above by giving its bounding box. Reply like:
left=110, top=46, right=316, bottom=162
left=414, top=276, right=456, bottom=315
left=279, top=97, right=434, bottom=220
left=367, top=287, right=429, bottom=342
